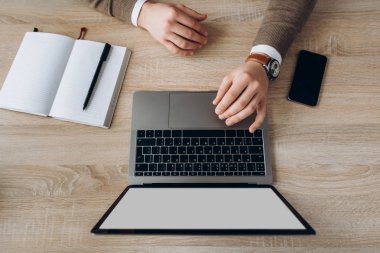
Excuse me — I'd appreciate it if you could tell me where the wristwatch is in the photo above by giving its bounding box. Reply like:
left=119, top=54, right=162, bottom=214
left=245, top=53, right=281, bottom=80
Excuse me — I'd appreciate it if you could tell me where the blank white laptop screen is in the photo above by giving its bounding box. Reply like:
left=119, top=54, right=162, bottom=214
left=98, top=187, right=306, bottom=230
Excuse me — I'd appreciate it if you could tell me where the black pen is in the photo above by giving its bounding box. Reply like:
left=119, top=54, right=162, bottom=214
left=83, top=43, right=111, bottom=110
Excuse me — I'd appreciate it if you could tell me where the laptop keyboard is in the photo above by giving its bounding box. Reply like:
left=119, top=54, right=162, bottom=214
left=134, top=129, right=265, bottom=177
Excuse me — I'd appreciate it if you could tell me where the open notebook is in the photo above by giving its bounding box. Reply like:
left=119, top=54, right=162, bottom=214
left=0, top=32, right=131, bottom=128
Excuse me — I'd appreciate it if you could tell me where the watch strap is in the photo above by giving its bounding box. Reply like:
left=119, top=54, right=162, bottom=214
left=245, top=53, right=270, bottom=66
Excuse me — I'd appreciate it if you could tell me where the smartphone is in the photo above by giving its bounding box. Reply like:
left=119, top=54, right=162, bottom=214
left=288, top=50, right=327, bottom=106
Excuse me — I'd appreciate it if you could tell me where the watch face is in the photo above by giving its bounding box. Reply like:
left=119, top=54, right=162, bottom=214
left=269, top=60, right=280, bottom=78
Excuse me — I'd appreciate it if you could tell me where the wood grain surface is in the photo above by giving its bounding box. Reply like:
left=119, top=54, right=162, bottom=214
left=0, top=0, right=379, bottom=252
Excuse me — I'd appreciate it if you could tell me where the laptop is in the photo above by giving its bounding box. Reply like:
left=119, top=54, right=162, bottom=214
left=92, top=91, right=315, bottom=235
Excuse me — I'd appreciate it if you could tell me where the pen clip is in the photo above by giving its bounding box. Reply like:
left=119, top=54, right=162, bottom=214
left=77, top=27, right=87, bottom=40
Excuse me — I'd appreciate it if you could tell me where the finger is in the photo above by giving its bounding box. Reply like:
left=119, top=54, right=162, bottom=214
left=215, top=77, right=248, bottom=115
left=162, top=40, right=194, bottom=57
left=175, top=10, right=208, bottom=37
left=249, top=99, right=267, bottom=133
left=171, top=22, right=207, bottom=45
left=218, top=84, right=257, bottom=120
left=167, top=32, right=202, bottom=50
left=213, top=76, right=232, bottom=105
left=224, top=96, right=261, bottom=126
left=175, top=4, right=207, bottom=22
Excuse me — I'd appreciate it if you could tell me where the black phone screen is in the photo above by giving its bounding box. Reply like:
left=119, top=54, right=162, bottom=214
left=288, top=50, right=327, bottom=106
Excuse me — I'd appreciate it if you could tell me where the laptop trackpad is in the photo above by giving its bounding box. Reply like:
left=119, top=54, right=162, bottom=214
left=169, top=92, right=251, bottom=129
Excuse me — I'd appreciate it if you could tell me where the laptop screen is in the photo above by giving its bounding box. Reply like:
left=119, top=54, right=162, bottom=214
left=93, top=185, right=314, bottom=234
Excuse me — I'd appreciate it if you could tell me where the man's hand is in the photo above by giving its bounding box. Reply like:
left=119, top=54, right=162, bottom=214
left=138, top=2, right=208, bottom=57
left=213, top=61, right=269, bottom=133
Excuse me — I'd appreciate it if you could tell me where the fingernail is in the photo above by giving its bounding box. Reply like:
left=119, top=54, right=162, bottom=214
left=219, top=115, right=224, bottom=120
left=225, top=119, right=232, bottom=126
left=212, top=100, right=216, bottom=105
left=215, top=108, right=220, bottom=114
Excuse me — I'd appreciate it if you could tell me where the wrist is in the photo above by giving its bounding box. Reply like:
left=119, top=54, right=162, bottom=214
left=137, top=1, right=154, bottom=29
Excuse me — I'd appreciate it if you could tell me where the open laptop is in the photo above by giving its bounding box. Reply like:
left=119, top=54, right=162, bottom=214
left=92, top=91, right=315, bottom=235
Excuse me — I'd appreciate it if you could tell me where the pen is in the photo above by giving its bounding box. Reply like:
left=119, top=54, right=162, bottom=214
left=83, top=43, right=111, bottom=110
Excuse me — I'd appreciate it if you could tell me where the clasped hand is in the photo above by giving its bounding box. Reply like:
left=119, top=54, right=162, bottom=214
left=138, top=2, right=268, bottom=133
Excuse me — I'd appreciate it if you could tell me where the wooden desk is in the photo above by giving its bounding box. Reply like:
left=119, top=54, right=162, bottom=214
left=0, top=0, right=379, bottom=252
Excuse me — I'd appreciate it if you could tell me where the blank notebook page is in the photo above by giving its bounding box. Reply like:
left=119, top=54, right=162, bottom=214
left=50, top=40, right=127, bottom=126
left=0, top=32, right=75, bottom=116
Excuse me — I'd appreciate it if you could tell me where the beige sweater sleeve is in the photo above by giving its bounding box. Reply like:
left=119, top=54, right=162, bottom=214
left=253, top=0, right=317, bottom=58
left=89, top=0, right=138, bottom=24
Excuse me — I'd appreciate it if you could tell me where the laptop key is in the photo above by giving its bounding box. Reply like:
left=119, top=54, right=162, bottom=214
left=254, top=129, right=262, bottom=137
left=191, top=138, right=200, bottom=145
left=172, top=130, right=181, bottom=137
left=178, top=146, right=186, bottom=154
left=216, top=172, right=225, bottom=176
left=222, top=146, right=231, bottom=154
left=225, top=155, right=233, bottom=162
left=165, top=138, right=174, bottom=146
left=136, top=164, right=148, bottom=171
left=238, top=163, right=247, bottom=171
left=204, top=146, right=212, bottom=154
left=239, top=146, right=248, bottom=154
left=174, top=138, right=182, bottom=146
left=233, top=155, right=242, bottom=162
left=189, top=155, right=197, bottom=163
left=185, top=164, right=193, bottom=171
left=187, top=146, right=195, bottom=154
left=256, top=163, right=265, bottom=171
left=135, top=172, right=143, bottom=176
left=146, top=130, right=154, bottom=137
left=163, top=155, right=170, bottom=163
left=167, top=164, right=175, bottom=171
left=252, top=138, right=263, bottom=145
left=154, top=130, right=162, bottom=137
left=160, top=146, right=168, bottom=154
left=193, top=163, right=202, bottom=171
left=180, top=155, right=188, bottom=163
left=198, top=155, right=206, bottom=163
left=198, top=172, right=206, bottom=176
left=200, top=138, right=208, bottom=145
left=189, top=172, right=197, bottom=176
left=158, top=164, right=166, bottom=171
left=202, top=163, right=211, bottom=171
left=229, top=163, right=237, bottom=171
left=152, top=147, right=160, bottom=154
left=137, top=138, right=155, bottom=146
left=149, top=164, right=157, bottom=171
left=143, top=172, right=153, bottom=176
left=252, top=172, right=265, bottom=176
left=180, top=172, right=189, bottom=176
left=171, top=172, right=179, bottom=176
left=137, top=130, right=145, bottom=138
left=225, top=172, right=233, bottom=176
left=220, top=163, right=229, bottom=171
left=235, top=138, right=243, bottom=145
left=143, top=147, right=151, bottom=154
left=153, top=172, right=161, bottom=176
left=176, top=164, right=184, bottom=171
left=216, top=155, right=224, bottom=162
left=249, top=146, right=263, bottom=154
left=211, top=163, right=220, bottom=171
left=162, top=172, right=170, bottom=176
left=163, top=130, right=171, bottom=137
left=196, top=146, right=204, bottom=154
left=169, top=146, right=177, bottom=154
left=251, top=155, right=264, bottom=162
left=154, top=155, right=161, bottom=163
left=231, top=146, right=239, bottom=154
left=213, top=146, right=221, bottom=154
left=242, top=155, right=251, bottom=162
left=217, top=138, right=226, bottom=145
left=145, top=155, right=153, bottom=163
left=226, top=138, right=234, bottom=145
left=206, top=172, right=216, bottom=176
left=207, top=155, right=215, bottom=163
left=183, top=138, right=191, bottom=145
left=247, top=163, right=256, bottom=171
left=171, top=155, right=179, bottom=163
left=237, top=130, right=245, bottom=137
left=209, top=138, right=217, bottom=145
left=136, top=154, right=144, bottom=163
